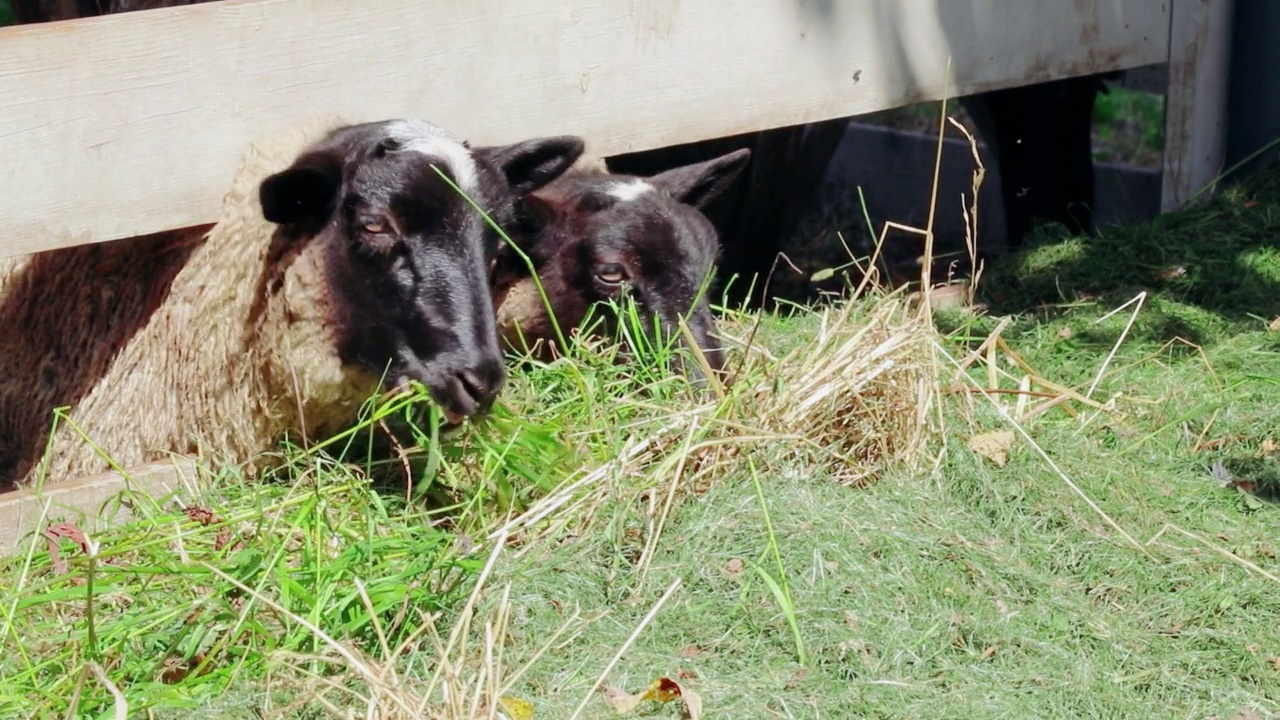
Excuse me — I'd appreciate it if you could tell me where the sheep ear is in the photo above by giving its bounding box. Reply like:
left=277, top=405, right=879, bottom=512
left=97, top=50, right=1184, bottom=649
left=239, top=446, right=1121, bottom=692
left=492, top=194, right=558, bottom=288
left=648, top=148, right=752, bottom=211
left=476, top=136, right=586, bottom=195
left=515, top=193, right=561, bottom=233
left=259, top=152, right=343, bottom=228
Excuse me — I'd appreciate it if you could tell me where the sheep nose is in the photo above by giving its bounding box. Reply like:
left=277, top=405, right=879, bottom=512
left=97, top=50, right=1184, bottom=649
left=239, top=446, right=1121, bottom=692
left=456, top=359, right=505, bottom=413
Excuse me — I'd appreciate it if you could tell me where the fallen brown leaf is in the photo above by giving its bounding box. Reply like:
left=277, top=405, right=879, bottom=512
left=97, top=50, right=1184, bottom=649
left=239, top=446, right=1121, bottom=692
left=1197, top=437, right=1230, bottom=452
left=159, top=653, right=210, bottom=684
left=1269, top=316, right=1280, bottom=332
left=980, top=644, right=999, bottom=660
left=1269, top=656, right=1280, bottom=672
left=603, top=677, right=700, bottom=718
left=844, top=610, right=860, bottom=632
left=602, top=684, right=642, bottom=714
left=684, top=686, right=704, bottom=720
left=44, top=522, right=90, bottom=574
left=968, top=430, right=1015, bottom=467
left=185, top=507, right=217, bottom=525
left=724, top=558, right=744, bottom=580
left=1262, top=438, right=1279, bottom=455
left=1056, top=326, right=1074, bottom=340
left=680, top=645, right=702, bottom=659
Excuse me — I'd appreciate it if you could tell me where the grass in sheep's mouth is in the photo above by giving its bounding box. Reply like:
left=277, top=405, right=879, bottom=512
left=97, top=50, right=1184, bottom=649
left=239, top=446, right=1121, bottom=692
left=2, top=144, right=1280, bottom=717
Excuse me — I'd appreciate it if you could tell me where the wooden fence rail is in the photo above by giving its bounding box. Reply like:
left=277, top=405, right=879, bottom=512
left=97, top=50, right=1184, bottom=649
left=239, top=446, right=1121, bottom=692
left=0, top=0, right=1191, bottom=261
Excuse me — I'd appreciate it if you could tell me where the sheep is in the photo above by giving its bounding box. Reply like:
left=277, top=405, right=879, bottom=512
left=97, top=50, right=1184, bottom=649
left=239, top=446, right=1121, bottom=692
left=488, top=148, right=751, bottom=382
left=0, top=117, right=585, bottom=490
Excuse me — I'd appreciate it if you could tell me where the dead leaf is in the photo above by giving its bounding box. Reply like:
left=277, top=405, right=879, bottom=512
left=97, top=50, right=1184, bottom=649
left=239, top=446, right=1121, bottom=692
left=843, top=610, right=859, bottom=632
left=1262, top=439, right=1278, bottom=455
left=43, top=522, right=107, bottom=575
left=496, top=695, right=534, bottom=720
left=1269, top=656, right=1280, bottom=672
left=680, top=645, right=702, bottom=659
left=1056, top=326, right=1074, bottom=339
left=724, top=558, right=744, bottom=580
left=1156, top=266, right=1188, bottom=281
left=185, top=507, right=217, bottom=525
left=652, top=678, right=681, bottom=703
left=968, top=430, right=1015, bottom=467
left=1246, top=643, right=1261, bottom=654
left=1245, top=200, right=1260, bottom=209
left=677, top=668, right=699, bottom=680
left=603, top=677, right=700, bottom=717
left=1197, top=437, right=1229, bottom=452
left=602, top=685, right=643, bottom=714
left=683, top=686, right=704, bottom=719
left=980, top=644, right=999, bottom=660
left=1228, top=709, right=1263, bottom=720
left=159, top=653, right=210, bottom=684
left=1269, top=316, right=1280, bottom=332
left=453, top=533, right=477, bottom=557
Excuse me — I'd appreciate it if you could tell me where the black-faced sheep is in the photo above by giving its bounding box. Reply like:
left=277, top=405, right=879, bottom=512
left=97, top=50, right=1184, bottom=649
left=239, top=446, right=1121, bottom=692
left=0, top=118, right=584, bottom=489
left=488, top=148, right=751, bottom=381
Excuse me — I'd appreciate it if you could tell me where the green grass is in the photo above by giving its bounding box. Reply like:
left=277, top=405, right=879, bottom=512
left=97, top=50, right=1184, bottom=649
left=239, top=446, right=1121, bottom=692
left=2, top=158, right=1279, bottom=718
left=1092, top=87, right=1165, bottom=166
left=464, top=165, right=1280, bottom=718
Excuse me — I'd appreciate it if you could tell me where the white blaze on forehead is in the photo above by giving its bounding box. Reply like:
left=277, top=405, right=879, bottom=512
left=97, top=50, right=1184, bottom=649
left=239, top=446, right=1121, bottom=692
left=606, top=179, right=653, bottom=202
left=384, top=119, right=480, bottom=195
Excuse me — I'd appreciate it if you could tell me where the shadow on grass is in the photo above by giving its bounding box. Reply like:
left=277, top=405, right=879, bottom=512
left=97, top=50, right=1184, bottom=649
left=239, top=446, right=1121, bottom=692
left=973, top=161, right=1280, bottom=348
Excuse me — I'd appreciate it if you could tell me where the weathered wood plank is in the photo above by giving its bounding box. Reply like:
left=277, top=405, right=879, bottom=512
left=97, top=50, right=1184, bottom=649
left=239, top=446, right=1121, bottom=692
left=0, top=458, right=198, bottom=555
left=1161, top=0, right=1235, bottom=211
left=0, top=0, right=1170, bottom=259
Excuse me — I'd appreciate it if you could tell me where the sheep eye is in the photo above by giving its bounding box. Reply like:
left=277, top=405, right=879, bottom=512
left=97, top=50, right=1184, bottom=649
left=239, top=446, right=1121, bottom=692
left=595, top=265, right=627, bottom=285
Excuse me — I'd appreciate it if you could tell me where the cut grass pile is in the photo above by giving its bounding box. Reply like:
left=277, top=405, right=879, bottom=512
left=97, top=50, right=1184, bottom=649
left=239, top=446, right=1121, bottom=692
left=2, top=151, right=1278, bottom=718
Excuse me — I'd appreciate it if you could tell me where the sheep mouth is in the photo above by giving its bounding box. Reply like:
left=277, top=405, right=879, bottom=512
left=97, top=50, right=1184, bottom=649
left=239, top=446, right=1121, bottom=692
left=385, top=353, right=494, bottom=418
left=386, top=376, right=490, bottom=427
left=435, top=372, right=498, bottom=426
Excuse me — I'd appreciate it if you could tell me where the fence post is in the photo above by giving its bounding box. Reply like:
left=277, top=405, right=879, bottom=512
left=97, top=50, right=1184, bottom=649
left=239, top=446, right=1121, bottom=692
left=1161, top=0, right=1236, bottom=211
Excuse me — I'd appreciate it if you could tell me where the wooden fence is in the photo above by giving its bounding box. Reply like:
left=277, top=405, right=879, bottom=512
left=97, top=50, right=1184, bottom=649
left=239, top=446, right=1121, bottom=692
left=0, top=0, right=1233, bottom=261
left=0, top=0, right=1241, bottom=552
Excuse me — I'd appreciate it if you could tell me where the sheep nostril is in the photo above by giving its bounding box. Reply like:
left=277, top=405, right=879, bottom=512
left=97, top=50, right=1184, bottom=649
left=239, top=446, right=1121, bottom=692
left=457, top=366, right=502, bottom=410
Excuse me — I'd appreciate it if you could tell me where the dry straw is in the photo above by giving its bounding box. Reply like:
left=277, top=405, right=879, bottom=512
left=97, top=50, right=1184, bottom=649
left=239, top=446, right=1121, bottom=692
left=488, top=290, right=941, bottom=552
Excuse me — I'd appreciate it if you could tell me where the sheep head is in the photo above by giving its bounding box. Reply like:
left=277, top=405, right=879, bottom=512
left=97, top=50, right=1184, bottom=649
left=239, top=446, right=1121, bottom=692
left=491, top=148, right=751, bottom=385
left=258, top=119, right=584, bottom=423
